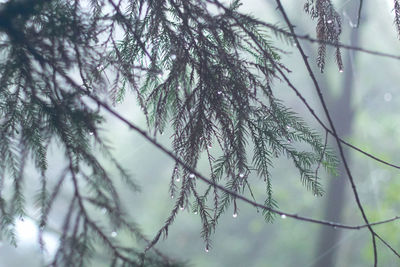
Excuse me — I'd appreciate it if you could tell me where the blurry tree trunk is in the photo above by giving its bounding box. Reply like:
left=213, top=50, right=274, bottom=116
left=312, top=3, right=362, bottom=267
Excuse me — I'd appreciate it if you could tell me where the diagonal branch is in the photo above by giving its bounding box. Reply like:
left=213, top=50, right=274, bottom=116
left=205, top=0, right=400, bottom=171
left=374, top=232, right=400, bottom=258
left=273, top=0, right=378, bottom=265
left=29, top=44, right=400, bottom=253
left=89, top=92, right=400, bottom=230
left=218, top=7, right=400, bottom=61
left=356, top=0, right=364, bottom=27
left=5, top=4, right=399, bottom=262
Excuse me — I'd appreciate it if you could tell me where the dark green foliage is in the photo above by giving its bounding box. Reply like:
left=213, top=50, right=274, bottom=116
left=0, top=0, right=340, bottom=266
left=113, top=0, right=337, bottom=251
left=395, top=0, right=400, bottom=38
left=304, top=0, right=343, bottom=72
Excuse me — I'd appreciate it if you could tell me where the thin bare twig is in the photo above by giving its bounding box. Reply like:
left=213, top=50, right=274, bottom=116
left=374, top=232, right=400, bottom=258
left=7, top=4, right=399, bottom=262
left=219, top=8, right=400, bottom=61
left=206, top=0, right=400, bottom=171
left=273, top=0, right=378, bottom=265
left=92, top=94, right=400, bottom=231
left=38, top=53, right=400, bottom=254
left=356, top=0, right=364, bottom=27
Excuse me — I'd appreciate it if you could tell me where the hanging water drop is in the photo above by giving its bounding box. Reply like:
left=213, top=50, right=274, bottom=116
left=176, top=177, right=180, bottom=182
left=217, top=91, right=222, bottom=95
left=189, top=173, right=195, bottom=179
left=171, top=54, right=176, bottom=60
left=180, top=206, right=184, bottom=211
left=233, top=213, right=238, bottom=218
left=327, top=19, right=332, bottom=24
left=333, top=226, right=337, bottom=229
left=281, top=214, right=287, bottom=219
left=171, top=195, right=174, bottom=199
left=89, top=131, right=94, bottom=136
left=205, top=247, right=209, bottom=252
left=194, top=211, right=198, bottom=215
left=111, top=231, right=117, bottom=238
left=239, top=173, right=245, bottom=178
left=339, top=69, right=344, bottom=73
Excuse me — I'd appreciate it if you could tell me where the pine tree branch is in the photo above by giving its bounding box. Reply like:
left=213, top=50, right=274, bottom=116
left=1, top=2, right=399, bottom=265
left=29, top=7, right=400, bottom=265
left=207, top=0, right=400, bottom=171
left=395, top=0, right=400, bottom=39
left=0, top=0, right=49, bottom=28
left=20, top=0, right=393, bottom=240
left=91, top=93, right=400, bottom=231
left=275, top=60, right=400, bottom=170
left=273, top=0, right=379, bottom=265
left=221, top=6, right=400, bottom=61
left=67, top=152, right=140, bottom=266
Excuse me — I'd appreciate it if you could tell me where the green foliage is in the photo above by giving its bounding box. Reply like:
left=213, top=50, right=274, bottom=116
left=395, top=0, right=400, bottom=38
left=112, top=0, right=337, bottom=250
left=0, top=0, right=340, bottom=266
left=304, top=0, right=343, bottom=72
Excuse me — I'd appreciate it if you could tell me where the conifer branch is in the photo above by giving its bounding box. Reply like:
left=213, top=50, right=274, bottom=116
left=274, top=0, right=379, bottom=264
left=0, top=0, right=399, bottom=265
left=395, top=0, right=400, bottom=38
left=209, top=0, right=400, bottom=172
left=304, top=0, right=343, bottom=72
left=27, top=1, right=396, bottom=262
left=93, top=94, right=400, bottom=231
left=233, top=15, right=400, bottom=61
